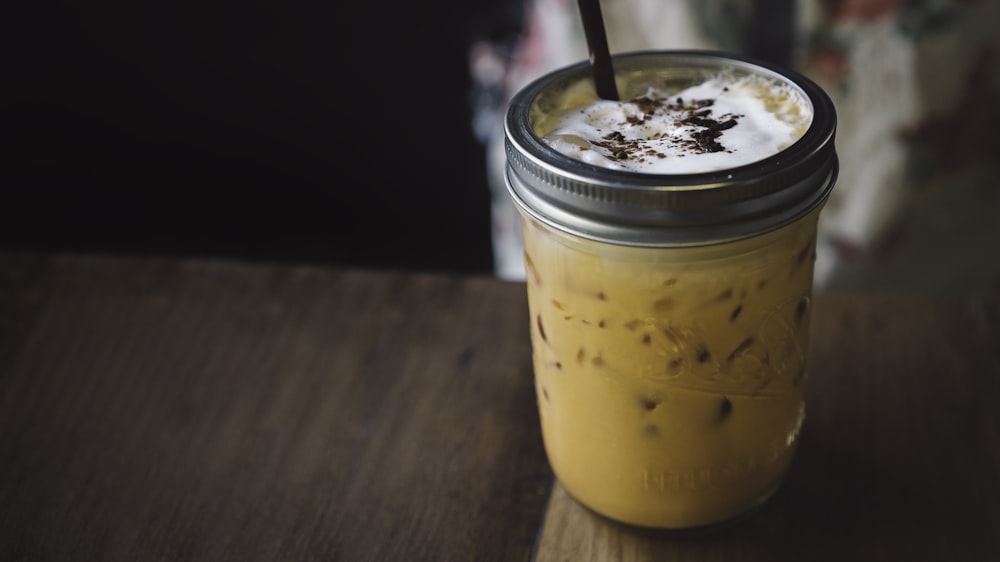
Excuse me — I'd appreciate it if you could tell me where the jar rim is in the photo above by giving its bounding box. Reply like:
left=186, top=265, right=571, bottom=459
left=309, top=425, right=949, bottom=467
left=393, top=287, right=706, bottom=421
left=503, top=50, right=838, bottom=246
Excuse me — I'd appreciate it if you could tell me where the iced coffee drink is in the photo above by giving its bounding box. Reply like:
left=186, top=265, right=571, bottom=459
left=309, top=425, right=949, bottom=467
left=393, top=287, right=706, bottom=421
left=504, top=51, right=837, bottom=529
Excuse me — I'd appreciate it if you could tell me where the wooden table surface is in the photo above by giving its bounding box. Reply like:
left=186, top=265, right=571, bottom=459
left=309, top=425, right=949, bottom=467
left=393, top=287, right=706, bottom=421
left=1, top=253, right=998, bottom=561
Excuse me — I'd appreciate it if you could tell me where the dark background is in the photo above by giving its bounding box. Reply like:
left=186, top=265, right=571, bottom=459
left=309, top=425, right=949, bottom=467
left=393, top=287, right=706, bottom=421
left=1, top=1, right=527, bottom=275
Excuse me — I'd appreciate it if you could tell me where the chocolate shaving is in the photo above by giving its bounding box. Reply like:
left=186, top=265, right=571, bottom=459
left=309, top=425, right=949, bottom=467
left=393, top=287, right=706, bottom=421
left=587, top=93, right=744, bottom=163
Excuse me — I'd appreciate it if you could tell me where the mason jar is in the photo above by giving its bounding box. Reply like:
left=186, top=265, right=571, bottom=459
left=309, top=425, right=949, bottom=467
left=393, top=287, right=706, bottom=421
left=504, top=50, right=838, bottom=530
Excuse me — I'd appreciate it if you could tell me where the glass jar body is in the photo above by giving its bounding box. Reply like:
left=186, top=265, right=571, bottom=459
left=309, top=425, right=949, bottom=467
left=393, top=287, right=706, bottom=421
left=518, top=207, right=822, bottom=529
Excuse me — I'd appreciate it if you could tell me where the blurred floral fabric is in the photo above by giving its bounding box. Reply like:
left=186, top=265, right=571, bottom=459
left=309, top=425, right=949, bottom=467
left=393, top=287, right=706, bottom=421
left=469, top=0, right=1000, bottom=295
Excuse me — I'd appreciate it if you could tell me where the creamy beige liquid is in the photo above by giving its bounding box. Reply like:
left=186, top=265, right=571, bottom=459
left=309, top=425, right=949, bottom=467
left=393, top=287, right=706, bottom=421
left=523, top=212, right=817, bottom=528
left=520, top=70, right=819, bottom=529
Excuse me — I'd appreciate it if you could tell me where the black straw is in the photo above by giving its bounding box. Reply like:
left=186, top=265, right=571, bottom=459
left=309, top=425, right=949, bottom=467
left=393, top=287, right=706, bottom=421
left=577, top=0, right=618, bottom=100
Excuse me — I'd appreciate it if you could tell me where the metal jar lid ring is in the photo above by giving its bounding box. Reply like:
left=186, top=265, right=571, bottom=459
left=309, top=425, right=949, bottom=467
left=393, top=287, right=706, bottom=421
left=504, top=50, right=839, bottom=247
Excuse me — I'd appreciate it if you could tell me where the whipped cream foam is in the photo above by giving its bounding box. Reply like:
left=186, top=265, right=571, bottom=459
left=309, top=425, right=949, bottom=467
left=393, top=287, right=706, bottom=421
left=541, top=76, right=812, bottom=174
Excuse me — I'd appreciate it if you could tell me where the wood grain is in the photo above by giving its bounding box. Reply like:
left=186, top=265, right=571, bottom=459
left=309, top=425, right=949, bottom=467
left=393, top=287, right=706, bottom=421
left=3, top=253, right=999, bottom=561
left=0, top=253, right=552, bottom=562
left=533, top=293, right=1000, bottom=561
